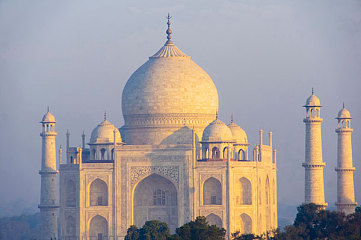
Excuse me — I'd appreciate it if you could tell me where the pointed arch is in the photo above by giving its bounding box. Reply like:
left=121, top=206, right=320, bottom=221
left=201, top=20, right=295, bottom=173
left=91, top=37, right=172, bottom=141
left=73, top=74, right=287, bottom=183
left=239, top=213, right=252, bottom=234
left=66, top=179, right=76, bottom=207
left=237, top=177, right=252, bottom=205
left=258, top=178, right=262, bottom=205
left=206, top=213, right=222, bottom=228
left=238, top=149, right=245, bottom=160
left=89, top=215, right=108, bottom=240
left=203, top=177, right=222, bottom=205
left=272, top=178, right=276, bottom=204
left=66, top=215, right=76, bottom=237
left=212, top=147, right=220, bottom=159
left=89, top=179, right=108, bottom=206
left=223, top=147, right=228, bottom=159
left=266, top=176, right=270, bottom=205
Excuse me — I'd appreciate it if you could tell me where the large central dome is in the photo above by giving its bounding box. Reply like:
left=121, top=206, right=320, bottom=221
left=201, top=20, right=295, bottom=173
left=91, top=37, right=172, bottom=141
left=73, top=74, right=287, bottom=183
left=121, top=19, right=218, bottom=145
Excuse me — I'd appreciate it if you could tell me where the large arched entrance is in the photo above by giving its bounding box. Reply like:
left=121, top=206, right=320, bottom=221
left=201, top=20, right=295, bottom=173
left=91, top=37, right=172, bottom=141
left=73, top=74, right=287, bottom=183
left=133, top=174, right=178, bottom=232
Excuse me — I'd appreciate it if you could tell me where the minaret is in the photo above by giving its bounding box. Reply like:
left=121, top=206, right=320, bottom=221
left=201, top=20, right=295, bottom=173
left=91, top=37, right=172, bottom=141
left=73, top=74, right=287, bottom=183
left=39, top=109, right=59, bottom=239
left=335, top=104, right=357, bottom=215
left=302, top=89, right=327, bottom=208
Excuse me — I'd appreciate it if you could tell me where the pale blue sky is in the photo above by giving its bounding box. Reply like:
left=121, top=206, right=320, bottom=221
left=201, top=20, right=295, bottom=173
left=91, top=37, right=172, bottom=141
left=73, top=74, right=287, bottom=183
left=0, top=0, right=360, bottom=209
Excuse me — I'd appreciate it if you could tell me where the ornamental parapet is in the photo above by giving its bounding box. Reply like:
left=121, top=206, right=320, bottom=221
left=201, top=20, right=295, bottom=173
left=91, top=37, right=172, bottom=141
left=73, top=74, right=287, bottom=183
left=335, top=128, right=353, bottom=133
left=303, top=118, right=323, bottom=123
left=40, top=132, right=57, bottom=137
left=335, top=167, right=355, bottom=172
left=335, top=202, right=357, bottom=207
left=38, top=204, right=59, bottom=209
left=302, top=162, right=326, bottom=168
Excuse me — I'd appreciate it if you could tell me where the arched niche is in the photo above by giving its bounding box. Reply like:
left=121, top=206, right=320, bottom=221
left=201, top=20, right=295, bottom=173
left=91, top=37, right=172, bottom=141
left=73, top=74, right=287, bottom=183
left=239, top=213, right=252, bottom=234
left=66, top=215, right=76, bottom=237
left=66, top=179, right=76, bottom=207
left=206, top=213, right=222, bottom=228
left=266, top=176, right=270, bottom=205
left=133, top=174, right=178, bottom=233
left=237, top=177, right=252, bottom=205
left=203, top=177, right=222, bottom=205
left=89, top=215, right=108, bottom=240
left=89, top=179, right=108, bottom=206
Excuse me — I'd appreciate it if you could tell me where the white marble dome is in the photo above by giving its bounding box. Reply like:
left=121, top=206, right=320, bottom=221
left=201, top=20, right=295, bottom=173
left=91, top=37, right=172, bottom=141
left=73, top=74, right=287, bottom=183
left=90, top=119, right=121, bottom=144
left=122, top=43, right=218, bottom=116
left=120, top=33, right=219, bottom=145
left=337, top=107, right=351, bottom=119
left=228, top=122, right=248, bottom=144
left=202, top=119, right=234, bottom=143
left=42, top=111, right=56, bottom=123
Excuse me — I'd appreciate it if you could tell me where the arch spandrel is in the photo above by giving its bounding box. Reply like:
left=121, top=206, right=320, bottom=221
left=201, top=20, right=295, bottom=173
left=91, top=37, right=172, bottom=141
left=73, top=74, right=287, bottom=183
left=129, top=166, right=180, bottom=190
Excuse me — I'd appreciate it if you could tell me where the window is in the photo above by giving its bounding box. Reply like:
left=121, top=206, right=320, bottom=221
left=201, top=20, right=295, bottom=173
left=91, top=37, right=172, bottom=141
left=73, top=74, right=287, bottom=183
left=153, top=189, right=166, bottom=206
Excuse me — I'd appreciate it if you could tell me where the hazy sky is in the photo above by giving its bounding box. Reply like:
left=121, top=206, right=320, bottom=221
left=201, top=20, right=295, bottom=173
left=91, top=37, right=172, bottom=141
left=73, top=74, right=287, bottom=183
left=0, top=0, right=360, bottom=209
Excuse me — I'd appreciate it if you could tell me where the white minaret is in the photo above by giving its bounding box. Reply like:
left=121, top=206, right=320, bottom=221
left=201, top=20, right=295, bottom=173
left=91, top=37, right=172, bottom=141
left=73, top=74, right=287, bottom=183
left=39, top=109, right=59, bottom=239
left=302, top=90, right=327, bottom=208
left=335, top=104, right=357, bottom=215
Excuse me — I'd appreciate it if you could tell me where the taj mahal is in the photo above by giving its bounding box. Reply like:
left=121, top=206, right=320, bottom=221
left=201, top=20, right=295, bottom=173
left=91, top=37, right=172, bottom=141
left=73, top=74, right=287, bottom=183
left=37, top=16, right=356, bottom=240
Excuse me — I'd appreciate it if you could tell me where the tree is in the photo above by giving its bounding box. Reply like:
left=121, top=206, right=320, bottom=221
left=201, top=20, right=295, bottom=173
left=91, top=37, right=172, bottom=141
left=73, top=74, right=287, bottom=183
left=140, top=220, right=170, bottom=240
left=124, top=220, right=170, bottom=240
left=173, top=216, right=226, bottom=240
left=125, top=225, right=140, bottom=240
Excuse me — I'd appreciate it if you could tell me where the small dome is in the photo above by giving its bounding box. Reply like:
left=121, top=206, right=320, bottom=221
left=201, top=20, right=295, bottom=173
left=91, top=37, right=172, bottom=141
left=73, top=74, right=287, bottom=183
left=228, top=122, right=248, bottom=144
left=90, top=119, right=122, bottom=144
left=202, top=119, right=234, bottom=143
left=337, top=106, right=351, bottom=119
left=42, top=111, right=56, bottom=123
left=305, top=94, right=321, bottom=107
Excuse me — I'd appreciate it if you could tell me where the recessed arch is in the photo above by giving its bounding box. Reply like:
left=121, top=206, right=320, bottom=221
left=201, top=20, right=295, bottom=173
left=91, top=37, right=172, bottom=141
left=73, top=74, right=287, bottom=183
left=89, top=215, right=108, bottom=240
left=100, top=148, right=106, bottom=160
left=203, top=177, right=222, bottom=205
left=65, top=179, right=76, bottom=207
left=212, top=147, right=220, bottom=159
left=258, top=178, right=262, bottom=205
left=239, top=213, right=252, bottom=234
left=133, top=174, right=178, bottom=232
left=223, top=147, right=228, bottom=159
left=237, top=177, right=252, bottom=205
left=238, top=149, right=245, bottom=160
left=89, top=179, right=108, bottom=206
left=206, top=213, right=222, bottom=228
left=266, top=176, right=270, bottom=205
left=66, top=215, right=76, bottom=237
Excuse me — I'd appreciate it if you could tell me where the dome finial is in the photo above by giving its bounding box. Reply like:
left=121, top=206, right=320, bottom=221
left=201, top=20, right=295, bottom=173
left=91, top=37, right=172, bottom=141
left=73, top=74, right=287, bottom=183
left=47, top=106, right=50, bottom=112
left=343, top=102, right=345, bottom=108
left=312, top=87, right=314, bottom=95
left=231, top=113, right=234, bottom=123
left=104, top=111, right=107, bottom=121
left=216, top=109, right=219, bottom=120
left=165, top=13, right=173, bottom=45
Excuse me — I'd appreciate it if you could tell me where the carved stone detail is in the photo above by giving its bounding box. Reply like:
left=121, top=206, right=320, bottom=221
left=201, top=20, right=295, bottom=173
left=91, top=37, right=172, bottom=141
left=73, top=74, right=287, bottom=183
left=200, top=173, right=222, bottom=184
left=130, top=166, right=179, bottom=186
